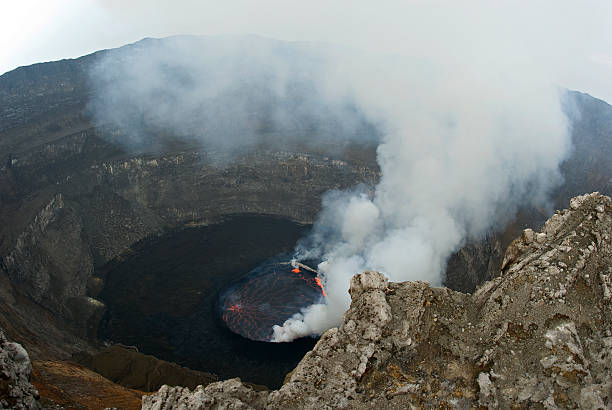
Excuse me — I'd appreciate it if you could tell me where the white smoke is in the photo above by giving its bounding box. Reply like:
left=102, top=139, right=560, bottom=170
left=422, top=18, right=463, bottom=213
left=271, top=28, right=571, bottom=342
left=88, top=36, right=377, bottom=154
left=84, top=2, right=607, bottom=343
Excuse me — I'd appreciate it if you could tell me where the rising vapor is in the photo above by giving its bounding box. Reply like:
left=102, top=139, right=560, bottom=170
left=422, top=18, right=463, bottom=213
left=272, top=53, right=570, bottom=341
left=88, top=35, right=377, bottom=154
left=87, top=2, right=591, bottom=342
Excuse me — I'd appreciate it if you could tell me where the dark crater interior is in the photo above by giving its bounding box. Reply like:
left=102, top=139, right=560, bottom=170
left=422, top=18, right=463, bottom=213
left=97, top=215, right=318, bottom=388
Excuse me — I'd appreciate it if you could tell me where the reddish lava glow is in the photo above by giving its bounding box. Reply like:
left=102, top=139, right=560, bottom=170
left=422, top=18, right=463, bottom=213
left=219, top=258, right=325, bottom=342
left=314, top=278, right=326, bottom=297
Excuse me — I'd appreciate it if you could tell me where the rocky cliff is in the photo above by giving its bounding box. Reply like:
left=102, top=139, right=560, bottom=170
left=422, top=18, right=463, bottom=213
left=143, top=192, right=611, bottom=409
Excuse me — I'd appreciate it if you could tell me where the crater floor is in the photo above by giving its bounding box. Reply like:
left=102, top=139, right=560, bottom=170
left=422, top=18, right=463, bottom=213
left=97, top=215, right=318, bottom=388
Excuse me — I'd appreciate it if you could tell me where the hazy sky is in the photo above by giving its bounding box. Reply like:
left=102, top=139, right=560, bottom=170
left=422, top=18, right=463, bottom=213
left=1, top=0, right=611, bottom=102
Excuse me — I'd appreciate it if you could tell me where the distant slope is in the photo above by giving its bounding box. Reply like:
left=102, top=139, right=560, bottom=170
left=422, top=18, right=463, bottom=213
left=558, top=90, right=612, bottom=201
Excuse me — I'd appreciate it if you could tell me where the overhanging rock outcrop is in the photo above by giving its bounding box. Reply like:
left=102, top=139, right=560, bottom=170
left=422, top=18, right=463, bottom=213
left=143, top=192, right=612, bottom=409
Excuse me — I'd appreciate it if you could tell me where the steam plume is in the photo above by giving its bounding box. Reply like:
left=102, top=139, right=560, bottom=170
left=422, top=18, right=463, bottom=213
left=271, top=41, right=571, bottom=342
left=87, top=5, right=579, bottom=343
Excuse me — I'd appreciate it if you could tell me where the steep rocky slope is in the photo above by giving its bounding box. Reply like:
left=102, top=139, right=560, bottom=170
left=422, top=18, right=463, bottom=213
left=143, top=193, right=611, bottom=409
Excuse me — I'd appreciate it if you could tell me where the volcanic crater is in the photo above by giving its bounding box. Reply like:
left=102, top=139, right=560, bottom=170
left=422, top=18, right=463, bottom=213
left=1, top=36, right=612, bottom=407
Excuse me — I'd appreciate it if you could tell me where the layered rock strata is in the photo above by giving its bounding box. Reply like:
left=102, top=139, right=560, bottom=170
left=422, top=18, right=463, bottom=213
left=143, top=193, right=611, bottom=409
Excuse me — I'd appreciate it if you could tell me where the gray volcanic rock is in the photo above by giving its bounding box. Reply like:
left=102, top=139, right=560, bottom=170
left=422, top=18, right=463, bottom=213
left=144, top=379, right=268, bottom=410
left=3, top=193, right=96, bottom=325
left=0, top=329, right=40, bottom=409
left=143, top=193, right=611, bottom=409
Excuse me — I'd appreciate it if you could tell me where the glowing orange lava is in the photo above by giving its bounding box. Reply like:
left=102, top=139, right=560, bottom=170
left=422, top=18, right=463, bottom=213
left=219, top=259, right=325, bottom=341
left=314, top=278, right=326, bottom=297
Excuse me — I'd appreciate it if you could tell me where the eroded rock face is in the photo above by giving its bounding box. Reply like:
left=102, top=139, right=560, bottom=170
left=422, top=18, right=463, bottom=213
left=0, top=329, right=40, bottom=409
left=143, top=193, right=611, bottom=409
left=444, top=233, right=503, bottom=293
left=3, top=193, right=97, bottom=328
left=0, top=138, right=379, bottom=353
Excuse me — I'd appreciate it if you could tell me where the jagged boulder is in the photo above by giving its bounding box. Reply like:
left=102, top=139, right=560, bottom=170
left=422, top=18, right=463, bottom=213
left=142, top=193, right=611, bottom=409
left=0, top=329, right=40, bottom=409
left=142, top=379, right=268, bottom=410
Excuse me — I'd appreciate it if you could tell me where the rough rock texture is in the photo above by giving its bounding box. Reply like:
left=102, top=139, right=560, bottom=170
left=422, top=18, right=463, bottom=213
left=3, top=193, right=98, bottom=328
left=143, top=379, right=268, bottom=410
left=143, top=193, right=611, bottom=409
left=0, top=329, right=40, bottom=409
left=444, top=233, right=504, bottom=293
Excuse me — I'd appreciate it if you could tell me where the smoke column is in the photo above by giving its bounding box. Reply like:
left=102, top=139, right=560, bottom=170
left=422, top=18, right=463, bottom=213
left=271, top=52, right=570, bottom=340
left=85, top=2, right=607, bottom=342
